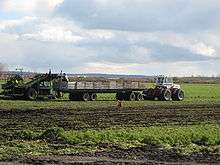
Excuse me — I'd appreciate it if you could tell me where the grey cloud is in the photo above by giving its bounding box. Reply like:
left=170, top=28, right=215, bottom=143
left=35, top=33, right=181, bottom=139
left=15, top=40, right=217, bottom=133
left=91, top=43, right=217, bottom=65
left=0, top=35, right=96, bottom=72
left=1, top=0, right=220, bottom=76
left=148, top=44, right=215, bottom=62
left=56, top=0, right=220, bottom=32
left=0, top=31, right=219, bottom=75
left=75, top=31, right=219, bottom=63
left=18, top=41, right=97, bottom=72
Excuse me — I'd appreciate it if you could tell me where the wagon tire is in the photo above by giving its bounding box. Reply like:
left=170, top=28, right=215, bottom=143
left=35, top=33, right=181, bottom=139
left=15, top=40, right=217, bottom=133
left=128, top=92, right=136, bottom=101
left=90, top=93, right=97, bottom=101
left=136, top=93, right=143, bottom=101
left=81, top=93, right=90, bottom=101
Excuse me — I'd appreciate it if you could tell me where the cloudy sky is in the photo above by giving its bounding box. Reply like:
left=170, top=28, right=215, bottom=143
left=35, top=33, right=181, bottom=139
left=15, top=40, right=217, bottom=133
left=0, top=0, right=220, bottom=76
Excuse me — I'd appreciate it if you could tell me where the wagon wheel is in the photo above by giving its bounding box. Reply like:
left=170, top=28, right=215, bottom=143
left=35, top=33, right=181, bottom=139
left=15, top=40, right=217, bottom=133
left=90, top=93, right=97, bottom=101
left=81, top=93, right=90, bottom=101
left=172, top=89, right=184, bottom=101
left=159, top=89, right=171, bottom=101
left=128, top=92, right=136, bottom=101
left=26, top=88, right=37, bottom=100
left=136, top=93, right=143, bottom=101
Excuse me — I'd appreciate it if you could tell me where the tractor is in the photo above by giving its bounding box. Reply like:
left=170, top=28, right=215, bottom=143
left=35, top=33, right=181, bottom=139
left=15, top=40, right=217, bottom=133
left=143, top=76, right=184, bottom=101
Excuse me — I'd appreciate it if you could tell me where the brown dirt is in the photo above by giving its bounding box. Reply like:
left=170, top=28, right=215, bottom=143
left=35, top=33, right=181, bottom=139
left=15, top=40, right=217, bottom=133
left=0, top=103, right=219, bottom=132
left=0, top=103, right=219, bottom=164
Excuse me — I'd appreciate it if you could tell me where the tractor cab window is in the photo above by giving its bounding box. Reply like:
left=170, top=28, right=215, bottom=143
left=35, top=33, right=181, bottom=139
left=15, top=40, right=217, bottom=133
left=156, top=77, right=164, bottom=85
left=165, top=77, right=173, bottom=84
left=156, top=77, right=173, bottom=85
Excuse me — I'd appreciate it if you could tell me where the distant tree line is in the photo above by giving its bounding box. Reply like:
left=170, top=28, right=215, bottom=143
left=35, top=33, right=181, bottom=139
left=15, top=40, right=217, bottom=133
left=174, top=77, right=220, bottom=84
left=0, top=66, right=220, bottom=83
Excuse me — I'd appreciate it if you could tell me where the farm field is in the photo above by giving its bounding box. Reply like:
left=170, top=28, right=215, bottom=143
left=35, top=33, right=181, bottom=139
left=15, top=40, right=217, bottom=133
left=0, top=82, right=220, bottom=164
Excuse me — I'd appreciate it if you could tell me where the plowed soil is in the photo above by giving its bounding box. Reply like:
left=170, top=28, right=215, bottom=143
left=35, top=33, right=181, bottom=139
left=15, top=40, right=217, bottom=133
left=0, top=103, right=220, bottom=131
left=0, top=103, right=220, bottom=164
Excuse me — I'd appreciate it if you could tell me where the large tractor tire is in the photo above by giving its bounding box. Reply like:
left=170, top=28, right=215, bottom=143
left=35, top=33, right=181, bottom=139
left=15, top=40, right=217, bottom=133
left=90, top=93, right=97, bottom=101
left=159, top=89, right=171, bottom=101
left=172, top=89, right=184, bottom=101
left=136, top=92, right=144, bottom=101
left=143, top=88, right=155, bottom=100
left=26, top=88, right=37, bottom=100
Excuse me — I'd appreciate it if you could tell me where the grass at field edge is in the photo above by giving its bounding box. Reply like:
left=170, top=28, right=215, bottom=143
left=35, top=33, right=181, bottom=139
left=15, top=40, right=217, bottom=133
left=0, top=124, right=219, bottom=160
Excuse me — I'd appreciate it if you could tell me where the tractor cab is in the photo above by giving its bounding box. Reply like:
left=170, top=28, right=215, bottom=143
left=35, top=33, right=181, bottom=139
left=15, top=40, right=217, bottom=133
left=156, top=76, right=173, bottom=86
left=155, top=76, right=180, bottom=89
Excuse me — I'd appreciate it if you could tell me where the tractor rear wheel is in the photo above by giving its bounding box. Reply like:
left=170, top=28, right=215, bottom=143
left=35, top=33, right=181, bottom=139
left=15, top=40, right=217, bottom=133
left=90, top=93, right=97, bottom=101
left=172, top=89, right=184, bottom=101
left=26, top=88, right=37, bottom=100
left=159, top=89, right=171, bottom=101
